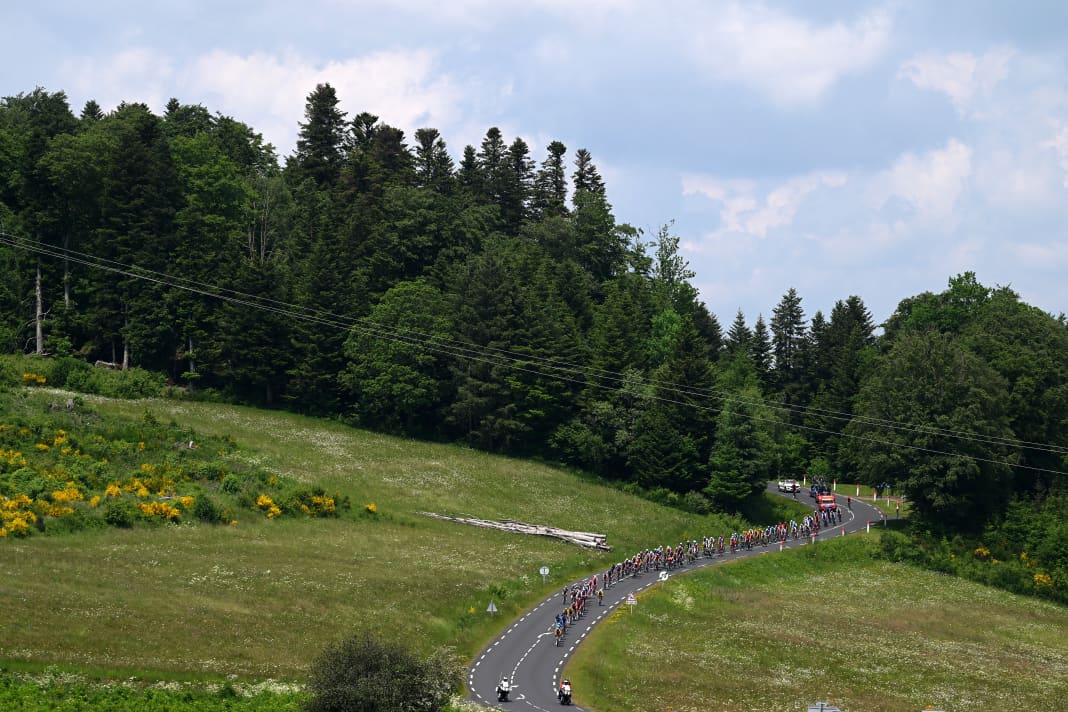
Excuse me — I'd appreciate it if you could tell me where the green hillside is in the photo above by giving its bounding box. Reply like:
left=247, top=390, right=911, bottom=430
left=0, top=386, right=738, bottom=684
left=3, top=387, right=1066, bottom=711
left=569, top=535, right=1068, bottom=712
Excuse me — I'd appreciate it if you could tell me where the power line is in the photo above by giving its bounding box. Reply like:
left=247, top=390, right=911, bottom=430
left=1, top=231, right=1065, bottom=475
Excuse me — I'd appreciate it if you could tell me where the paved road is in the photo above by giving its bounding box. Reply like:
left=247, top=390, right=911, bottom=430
left=466, top=486, right=887, bottom=711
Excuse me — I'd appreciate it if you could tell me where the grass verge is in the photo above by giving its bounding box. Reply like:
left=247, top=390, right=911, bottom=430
left=567, top=534, right=1068, bottom=711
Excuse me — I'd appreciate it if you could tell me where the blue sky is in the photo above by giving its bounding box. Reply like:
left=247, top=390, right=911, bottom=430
left=5, top=1, right=1067, bottom=327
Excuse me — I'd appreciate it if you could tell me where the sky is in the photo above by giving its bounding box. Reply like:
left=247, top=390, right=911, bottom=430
left=4, top=1, right=1068, bottom=327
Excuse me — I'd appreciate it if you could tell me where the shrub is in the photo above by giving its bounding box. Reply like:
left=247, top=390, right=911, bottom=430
left=305, top=630, right=460, bottom=712
left=682, top=490, right=712, bottom=514
left=194, top=494, right=222, bottom=523
left=103, top=499, right=138, bottom=528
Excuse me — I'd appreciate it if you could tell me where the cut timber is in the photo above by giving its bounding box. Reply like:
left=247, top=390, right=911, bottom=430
left=416, top=511, right=611, bottom=551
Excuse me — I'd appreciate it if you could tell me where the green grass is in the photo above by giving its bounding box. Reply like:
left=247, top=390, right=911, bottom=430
left=567, top=534, right=1068, bottom=711
left=0, top=390, right=739, bottom=686
left=0, top=673, right=302, bottom=711
left=834, top=482, right=910, bottom=517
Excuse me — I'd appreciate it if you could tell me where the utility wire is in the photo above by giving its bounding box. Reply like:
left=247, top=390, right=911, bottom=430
left=1, top=231, right=1066, bottom=475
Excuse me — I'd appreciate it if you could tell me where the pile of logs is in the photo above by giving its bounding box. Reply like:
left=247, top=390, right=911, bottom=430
left=416, top=511, right=611, bottom=551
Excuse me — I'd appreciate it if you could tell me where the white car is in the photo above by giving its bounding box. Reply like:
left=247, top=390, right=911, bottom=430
left=777, top=479, right=800, bottom=493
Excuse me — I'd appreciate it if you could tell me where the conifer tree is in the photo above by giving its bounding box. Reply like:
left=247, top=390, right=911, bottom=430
left=291, top=83, right=346, bottom=188
left=531, top=140, right=567, bottom=219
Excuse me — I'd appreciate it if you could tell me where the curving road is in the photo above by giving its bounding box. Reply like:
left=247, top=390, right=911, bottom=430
left=466, top=486, right=887, bottom=711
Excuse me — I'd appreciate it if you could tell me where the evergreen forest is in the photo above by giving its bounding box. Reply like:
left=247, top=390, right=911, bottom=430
left=1, top=85, right=1067, bottom=600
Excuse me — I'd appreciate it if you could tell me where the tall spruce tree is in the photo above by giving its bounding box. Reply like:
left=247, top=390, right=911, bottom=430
left=726, top=309, right=751, bottom=355
left=750, top=314, right=773, bottom=389
left=770, top=287, right=806, bottom=388
left=531, top=140, right=567, bottom=219
left=291, top=83, right=346, bottom=188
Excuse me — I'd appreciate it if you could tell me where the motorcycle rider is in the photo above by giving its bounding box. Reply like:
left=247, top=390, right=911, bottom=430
left=496, top=675, right=510, bottom=702
left=558, top=677, right=572, bottom=704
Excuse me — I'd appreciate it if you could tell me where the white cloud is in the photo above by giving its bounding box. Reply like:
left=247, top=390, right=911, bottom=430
left=866, top=139, right=973, bottom=228
left=60, top=47, right=176, bottom=114
left=683, top=2, right=892, bottom=105
left=898, top=47, right=1013, bottom=115
left=1045, top=123, right=1068, bottom=189
left=683, top=171, right=847, bottom=239
left=187, top=48, right=470, bottom=155
left=60, top=46, right=476, bottom=157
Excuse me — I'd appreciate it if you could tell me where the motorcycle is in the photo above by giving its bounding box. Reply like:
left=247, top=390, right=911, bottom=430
left=558, top=681, right=572, bottom=705
left=496, top=678, right=510, bottom=702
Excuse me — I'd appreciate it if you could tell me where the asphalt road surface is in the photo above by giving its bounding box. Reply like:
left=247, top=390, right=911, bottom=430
left=466, top=485, right=887, bottom=711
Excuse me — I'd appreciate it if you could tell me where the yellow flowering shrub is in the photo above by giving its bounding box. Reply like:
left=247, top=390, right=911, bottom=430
left=35, top=443, right=49, bottom=451
left=365, top=502, right=377, bottom=514
left=22, top=372, right=46, bottom=385
left=137, top=501, right=181, bottom=521
left=178, top=496, right=195, bottom=510
left=973, top=546, right=991, bottom=560
left=105, top=483, right=122, bottom=498
left=1, top=448, right=27, bottom=468
left=1034, top=573, right=1053, bottom=588
left=89, top=495, right=101, bottom=508
left=256, top=494, right=282, bottom=519
left=52, top=482, right=84, bottom=503
left=311, top=495, right=336, bottom=514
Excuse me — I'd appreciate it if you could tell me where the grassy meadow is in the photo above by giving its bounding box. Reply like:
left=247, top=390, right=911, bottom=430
left=568, top=535, right=1068, bottom=711
left=0, top=390, right=739, bottom=685
left=4, top=388, right=1066, bottom=711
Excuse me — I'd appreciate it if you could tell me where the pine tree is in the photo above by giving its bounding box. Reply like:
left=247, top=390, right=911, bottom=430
left=531, top=140, right=567, bottom=219
left=726, top=309, right=751, bottom=354
left=694, top=302, right=724, bottom=361
left=704, top=387, right=771, bottom=511
left=80, top=99, right=103, bottom=123
left=770, top=287, right=806, bottom=384
left=291, top=83, right=346, bottom=188
left=750, top=314, right=773, bottom=389
left=500, top=137, right=533, bottom=233
left=413, top=127, right=455, bottom=193
left=571, top=148, right=604, bottom=196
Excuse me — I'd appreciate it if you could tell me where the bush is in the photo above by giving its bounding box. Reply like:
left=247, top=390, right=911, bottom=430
left=682, top=490, right=712, bottom=514
left=103, top=499, right=138, bottom=528
left=193, top=494, right=223, bottom=524
left=305, top=630, right=459, bottom=712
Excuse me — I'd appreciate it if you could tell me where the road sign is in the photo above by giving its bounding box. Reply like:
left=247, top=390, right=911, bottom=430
left=487, top=601, right=497, bottom=614
left=625, top=593, right=637, bottom=606
left=658, top=571, right=669, bottom=582
left=539, top=566, right=549, bottom=584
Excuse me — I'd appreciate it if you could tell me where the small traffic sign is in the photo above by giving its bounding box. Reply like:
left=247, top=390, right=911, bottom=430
left=658, top=571, right=669, bottom=582
left=487, top=601, right=497, bottom=614
left=625, top=593, right=637, bottom=606
left=539, top=566, right=550, bottom=576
